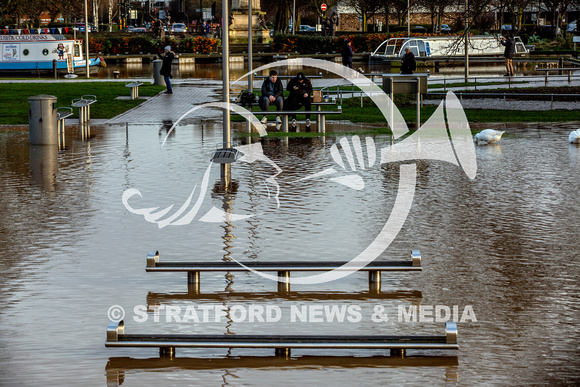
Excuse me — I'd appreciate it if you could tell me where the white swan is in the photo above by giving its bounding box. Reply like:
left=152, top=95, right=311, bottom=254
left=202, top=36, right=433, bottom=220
left=569, top=129, right=580, bottom=144
left=474, top=129, right=505, bottom=144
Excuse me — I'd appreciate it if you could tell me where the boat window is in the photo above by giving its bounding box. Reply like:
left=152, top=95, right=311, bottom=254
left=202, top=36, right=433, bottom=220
left=515, top=42, right=526, bottom=53
left=417, top=40, right=426, bottom=56
left=74, top=45, right=80, bottom=57
left=400, top=41, right=419, bottom=57
left=42, top=49, right=49, bottom=56
left=23, top=49, right=29, bottom=56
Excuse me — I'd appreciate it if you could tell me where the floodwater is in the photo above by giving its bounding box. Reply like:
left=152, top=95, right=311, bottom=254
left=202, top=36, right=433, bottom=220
left=0, top=119, right=579, bottom=385
left=95, top=60, right=539, bottom=81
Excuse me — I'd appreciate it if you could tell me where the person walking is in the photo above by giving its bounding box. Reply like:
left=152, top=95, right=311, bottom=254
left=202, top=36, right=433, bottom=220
left=401, top=47, right=416, bottom=74
left=259, top=70, right=284, bottom=125
left=203, top=21, right=210, bottom=37
left=501, top=33, right=515, bottom=76
left=341, top=39, right=353, bottom=68
left=285, top=72, right=313, bottom=131
left=158, top=46, right=174, bottom=94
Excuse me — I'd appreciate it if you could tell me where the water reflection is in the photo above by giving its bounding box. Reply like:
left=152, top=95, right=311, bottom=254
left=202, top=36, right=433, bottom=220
left=105, top=355, right=459, bottom=386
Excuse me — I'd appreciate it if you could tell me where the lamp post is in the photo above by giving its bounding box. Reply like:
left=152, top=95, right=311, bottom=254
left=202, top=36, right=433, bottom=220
left=221, top=0, right=231, bottom=186
left=464, top=0, right=469, bottom=82
left=84, top=0, right=89, bottom=78
left=293, top=0, right=296, bottom=35
left=407, top=0, right=410, bottom=37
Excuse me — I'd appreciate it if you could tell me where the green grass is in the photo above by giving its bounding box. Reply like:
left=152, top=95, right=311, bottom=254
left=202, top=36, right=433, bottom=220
left=0, top=82, right=165, bottom=125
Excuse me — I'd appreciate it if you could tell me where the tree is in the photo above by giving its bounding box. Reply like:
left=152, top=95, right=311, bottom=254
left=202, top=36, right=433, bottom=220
left=345, top=0, right=382, bottom=31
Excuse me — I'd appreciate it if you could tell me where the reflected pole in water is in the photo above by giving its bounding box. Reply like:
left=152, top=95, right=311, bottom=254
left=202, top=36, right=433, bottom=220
left=221, top=0, right=232, bottom=188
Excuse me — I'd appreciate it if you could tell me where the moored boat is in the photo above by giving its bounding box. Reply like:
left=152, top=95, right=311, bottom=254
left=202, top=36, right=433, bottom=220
left=370, top=35, right=528, bottom=62
left=0, top=34, right=103, bottom=73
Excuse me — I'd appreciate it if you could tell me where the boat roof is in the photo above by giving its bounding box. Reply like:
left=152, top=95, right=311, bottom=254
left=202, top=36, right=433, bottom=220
left=0, top=34, right=69, bottom=42
left=386, top=34, right=506, bottom=41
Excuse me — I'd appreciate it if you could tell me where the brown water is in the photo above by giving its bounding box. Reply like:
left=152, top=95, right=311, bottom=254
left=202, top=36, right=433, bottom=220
left=0, top=121, right=579, bottom=385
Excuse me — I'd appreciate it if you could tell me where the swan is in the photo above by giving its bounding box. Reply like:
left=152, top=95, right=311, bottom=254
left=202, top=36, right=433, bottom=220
left=569, top=129, right=580, bottom=144
left=474, top=129, right=505, bottom=144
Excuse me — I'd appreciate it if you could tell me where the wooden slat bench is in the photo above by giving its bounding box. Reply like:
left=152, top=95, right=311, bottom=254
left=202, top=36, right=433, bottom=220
left=146, top=250, right=422, bottom=293
left=106, top=320, right=458, bottom=358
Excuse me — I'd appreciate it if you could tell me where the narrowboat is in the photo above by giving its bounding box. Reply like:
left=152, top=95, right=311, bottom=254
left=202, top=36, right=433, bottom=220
left=370, top=35, right=528, bottom=62
left=0, top=34, right=103, bottom=73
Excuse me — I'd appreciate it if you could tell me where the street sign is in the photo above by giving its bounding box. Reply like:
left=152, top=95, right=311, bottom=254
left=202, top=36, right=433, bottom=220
left=573, top=36, right=580, bottom=43
left=321, top=3, right=327, bottom=11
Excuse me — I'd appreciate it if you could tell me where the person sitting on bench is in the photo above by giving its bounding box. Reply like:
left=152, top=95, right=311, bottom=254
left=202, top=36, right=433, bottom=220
left=259, top=70, right=284, bottom=125
left=285, top=72, right=313, bottom=131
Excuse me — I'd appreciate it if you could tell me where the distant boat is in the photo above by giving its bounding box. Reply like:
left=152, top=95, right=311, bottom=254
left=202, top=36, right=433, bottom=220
left=370, top=35, right=528, bottom=62
left=0, top=34, right=103, bottom=74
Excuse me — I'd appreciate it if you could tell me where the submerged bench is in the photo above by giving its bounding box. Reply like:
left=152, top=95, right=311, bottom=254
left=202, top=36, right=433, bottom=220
left=146, top=250, right=422, bottom=292
left=254, top=109, right=341, bottom=133
left=536, top=67, right=579, bottom=85
left=56, top=107, right=73, bottom=150
left=125, top=82, right=143, bottom=99
left=106, top=320, right=457, bottom=358
left=71, top=95, right=97, bottom=140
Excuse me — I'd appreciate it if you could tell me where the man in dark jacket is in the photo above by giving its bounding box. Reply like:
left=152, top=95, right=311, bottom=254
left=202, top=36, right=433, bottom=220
left=259, top=70, right=284, bottom=124
left=341, top=39, right=353, bottom=68
left=401, top=47, right=416, bottom=74
left=501, top=34, right=515, bottom=76
left=159, top=46, right=174, bottom=94
left=285, top=72, right=313, bottom=131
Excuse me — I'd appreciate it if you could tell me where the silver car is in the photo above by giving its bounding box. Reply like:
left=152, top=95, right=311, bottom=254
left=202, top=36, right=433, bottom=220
left=171, top=23, right=187, bottom=33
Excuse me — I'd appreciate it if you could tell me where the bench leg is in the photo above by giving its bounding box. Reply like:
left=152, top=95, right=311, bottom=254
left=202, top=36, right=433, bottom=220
left=277, top=270, right=290, bottom=293
left=390, top=348, right=405, bottom=357
left=275, top=347, right=291, bottom=358
left=188, top=271, right=200, bottom=293
left=369, top=271, right=381, bottom=293
left=160, top=347, right=175, bottom=358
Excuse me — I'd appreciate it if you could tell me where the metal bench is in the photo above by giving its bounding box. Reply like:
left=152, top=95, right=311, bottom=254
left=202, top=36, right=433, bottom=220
left=56, top=107, right=73, bottom=150
left=536, top=67, right=579, bottom=85
left=106, top=320, right=458, bottom=358
left=71, top=95, right=97, bottom=140
left=125, top=82, right=143, bottom=99
left=146, top=250, right=422, bottom=293
left=254, top=109, right=342, bottom=133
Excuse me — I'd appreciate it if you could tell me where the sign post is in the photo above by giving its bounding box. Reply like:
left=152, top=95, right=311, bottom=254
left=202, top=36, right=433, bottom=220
left=321, top=3, right=327, bottom=12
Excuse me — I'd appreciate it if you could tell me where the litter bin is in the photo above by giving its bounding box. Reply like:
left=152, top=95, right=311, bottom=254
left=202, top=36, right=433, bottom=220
left=153, top=59, right=164, bottom=86
left=28, top=95, right=58, bottom=145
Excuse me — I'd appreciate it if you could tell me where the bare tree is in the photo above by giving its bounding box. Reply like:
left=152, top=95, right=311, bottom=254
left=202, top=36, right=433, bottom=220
left=345, top=0, right=382, bottom=31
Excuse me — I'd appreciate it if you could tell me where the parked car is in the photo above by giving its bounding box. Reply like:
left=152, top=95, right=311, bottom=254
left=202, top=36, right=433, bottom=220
left=74, top=23, right=96, bottom=32
left=439, top=24, right=451, bottom=32
left=132, top=27, right=147, bottom=33
left=568, top=20, right=577, bottom=32
left=299, top=25, right=316, bottom=32
left=171, top=23, right=187, bottom=33
left=124, top=26, right=134, bottom=32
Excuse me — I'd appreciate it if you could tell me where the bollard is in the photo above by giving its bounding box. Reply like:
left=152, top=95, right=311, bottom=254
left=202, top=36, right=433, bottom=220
left=53, top=59, right=57, bottom=79
left=28, top=95, right=58, bottom=145
left=558, top=57, right=563, bottom=75
left=153, top=59, right=164, bottom=86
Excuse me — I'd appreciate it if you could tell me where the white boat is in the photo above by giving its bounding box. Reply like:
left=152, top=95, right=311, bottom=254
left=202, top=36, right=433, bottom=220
left=370, top=35, right=528, bottom=62
left=0, top=34, right=103, bottom=73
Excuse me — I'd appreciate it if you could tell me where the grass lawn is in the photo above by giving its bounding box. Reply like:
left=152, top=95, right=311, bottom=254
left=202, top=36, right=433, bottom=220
left=0, top=82, right=165, bottom=125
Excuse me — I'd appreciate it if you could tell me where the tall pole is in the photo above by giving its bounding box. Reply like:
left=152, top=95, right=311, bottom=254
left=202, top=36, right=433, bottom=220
left=292, top=0, right=296, bottom=35
left=84, top=0, right=90, bottom=78
left=407, top=0, right=410, bottom=37
left=464, top=0, right=469, bottom=82
left=221, top=0, right=231, bottom=186
left=248, top=0, right=253, bottom=93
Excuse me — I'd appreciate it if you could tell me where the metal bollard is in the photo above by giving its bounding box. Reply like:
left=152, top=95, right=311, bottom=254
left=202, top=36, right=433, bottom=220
left=153, top=59, right=164, bottom=86
left=28, top=95, right=58, bottom=145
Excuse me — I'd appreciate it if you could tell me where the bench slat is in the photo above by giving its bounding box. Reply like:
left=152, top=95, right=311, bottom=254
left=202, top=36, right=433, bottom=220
left=149, top=261, right=418, bottom=271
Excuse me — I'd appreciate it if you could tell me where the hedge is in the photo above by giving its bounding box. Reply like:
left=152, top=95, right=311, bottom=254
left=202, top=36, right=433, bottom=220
left=88, top=35, right=217, bottom=55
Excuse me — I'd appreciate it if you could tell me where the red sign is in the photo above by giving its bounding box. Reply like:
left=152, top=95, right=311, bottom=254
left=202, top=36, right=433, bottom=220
left=321, top=3, right=327, bottom=11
